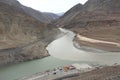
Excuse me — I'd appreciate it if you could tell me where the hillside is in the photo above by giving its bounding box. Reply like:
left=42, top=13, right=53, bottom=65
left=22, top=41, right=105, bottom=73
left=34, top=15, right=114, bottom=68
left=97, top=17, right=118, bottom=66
left=0, top=0, right=60, bottom=66
left=22, top=6, right=59, bottom=23
left=55, top=3, right=83, bottom=27
left=83, top=0, right=120, bottom=11
left=56, top=0, right=120, bottom=52
left=0, top=0, right=59, bottom=23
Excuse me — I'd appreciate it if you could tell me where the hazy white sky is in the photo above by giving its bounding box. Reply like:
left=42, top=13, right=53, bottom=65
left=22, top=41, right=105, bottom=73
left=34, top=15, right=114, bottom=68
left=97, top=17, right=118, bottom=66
left=18, top=0, right=88, bottom=13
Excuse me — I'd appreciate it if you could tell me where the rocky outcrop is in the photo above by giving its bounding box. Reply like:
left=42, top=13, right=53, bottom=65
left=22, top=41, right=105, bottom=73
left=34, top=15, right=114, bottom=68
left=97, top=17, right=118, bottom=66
left=0, top=0, right=60, bottom=66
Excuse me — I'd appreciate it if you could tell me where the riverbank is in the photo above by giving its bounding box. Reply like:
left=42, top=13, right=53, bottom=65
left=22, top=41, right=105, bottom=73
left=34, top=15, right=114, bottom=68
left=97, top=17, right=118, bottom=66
left=64, top=65, right=120, bottom=80
left=18, top=63, right=120, bottom=80
left=47, top=28, right=120, bottom=65
left=71, top=26, right=120, bottom=52
left=0, top=27, right=64, bottom=67
left=23, top=64, right=120, bottom=80
left=1, top=28, right=120, bottom=80
left=74, top=34, right=120, bottom=52
left=0, top=41, right=49, bottom=67
left=17, top=64, right=120, bottom=80
left=17, top=63, right=94, bottom=80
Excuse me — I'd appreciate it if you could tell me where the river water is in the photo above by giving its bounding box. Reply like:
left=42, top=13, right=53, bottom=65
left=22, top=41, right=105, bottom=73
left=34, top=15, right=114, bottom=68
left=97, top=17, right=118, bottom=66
left=0, top=56, right=93, bottom=80
left=0, top=28, right=120, bottom=80
left=47, top=28, right=120, bottom=65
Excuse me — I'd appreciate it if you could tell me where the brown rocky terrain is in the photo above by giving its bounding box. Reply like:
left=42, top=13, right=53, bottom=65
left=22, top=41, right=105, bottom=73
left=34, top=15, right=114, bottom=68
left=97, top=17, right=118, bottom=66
left=0, top=0, right=60, bottom=66
left=55, top=3, right=83, bottom=27
left=53, top=0, right=120, bottom=80
left=63, top=65, right=120, bottom=80
left=0, top=0, right=59, bottom=23
left=56, top=0, right=120, bottom=52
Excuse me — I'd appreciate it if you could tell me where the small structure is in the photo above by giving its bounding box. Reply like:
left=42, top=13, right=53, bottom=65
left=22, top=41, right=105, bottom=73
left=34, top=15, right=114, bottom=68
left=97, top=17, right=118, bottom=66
left=63, top=66, right=70, bottom=72
left=63, top=65, right=76, bottom=72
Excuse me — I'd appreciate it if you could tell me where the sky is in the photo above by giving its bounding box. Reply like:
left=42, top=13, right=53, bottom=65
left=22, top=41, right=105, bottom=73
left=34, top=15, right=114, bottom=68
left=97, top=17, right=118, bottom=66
left=18, top=0, right=88, bottom=13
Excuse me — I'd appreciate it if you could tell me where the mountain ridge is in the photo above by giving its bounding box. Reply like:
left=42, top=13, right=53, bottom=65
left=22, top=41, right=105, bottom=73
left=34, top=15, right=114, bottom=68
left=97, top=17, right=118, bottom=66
left=55, top=3, right=83, bottom=27
left=0, top=0, right=59, bottom=23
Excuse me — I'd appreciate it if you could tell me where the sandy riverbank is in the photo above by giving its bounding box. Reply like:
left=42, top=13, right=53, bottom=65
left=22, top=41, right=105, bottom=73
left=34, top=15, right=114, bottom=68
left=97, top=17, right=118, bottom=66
left=74, top=34, right=120, bottom=52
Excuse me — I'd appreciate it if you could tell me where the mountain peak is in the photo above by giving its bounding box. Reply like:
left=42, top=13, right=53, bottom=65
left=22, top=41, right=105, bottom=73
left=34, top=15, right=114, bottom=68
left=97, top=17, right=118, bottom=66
left=64, top=3, right=83, bottom=16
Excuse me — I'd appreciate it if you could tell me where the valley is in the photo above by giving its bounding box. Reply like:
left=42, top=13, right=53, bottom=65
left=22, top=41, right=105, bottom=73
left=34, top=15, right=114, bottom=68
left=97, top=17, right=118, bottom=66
left=0, top=0, right=120, bottom=80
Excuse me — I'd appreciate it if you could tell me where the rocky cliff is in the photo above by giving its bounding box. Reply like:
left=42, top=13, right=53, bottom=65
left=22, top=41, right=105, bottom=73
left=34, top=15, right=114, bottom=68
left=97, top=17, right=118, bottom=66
left=0, top=0, right=59, bottom=23
left=0, top=0, right=60, bottom=66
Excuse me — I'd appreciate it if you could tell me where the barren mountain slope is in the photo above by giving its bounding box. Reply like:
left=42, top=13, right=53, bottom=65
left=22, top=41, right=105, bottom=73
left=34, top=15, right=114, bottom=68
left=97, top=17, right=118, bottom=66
left=55, top=3, right=83, bottom=27
left=22, top=6, right=59, bottom=23
left=0, top=0, right=60, bottom=66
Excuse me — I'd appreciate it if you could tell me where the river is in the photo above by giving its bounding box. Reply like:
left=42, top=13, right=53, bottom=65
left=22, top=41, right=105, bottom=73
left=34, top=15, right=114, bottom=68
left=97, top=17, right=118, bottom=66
left=0, top=28, right=120, bottom=80
left=47, top=28, right=120, bottom=65
left=0, top=56, right=93, bottom=80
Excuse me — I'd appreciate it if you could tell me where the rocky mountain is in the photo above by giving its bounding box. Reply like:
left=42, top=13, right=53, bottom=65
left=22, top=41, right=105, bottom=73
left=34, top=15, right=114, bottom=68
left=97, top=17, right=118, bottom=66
left=56, top=0, right=120, bottom=52
left=70, top=0, right=120, bottom=24
left=0, top=0, right=60, bottom=66
left=0, top=0, right=59, bottom=23
left=55, top=3, right=83, bottom=27
left=22, top=6, right=59, bottom=23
